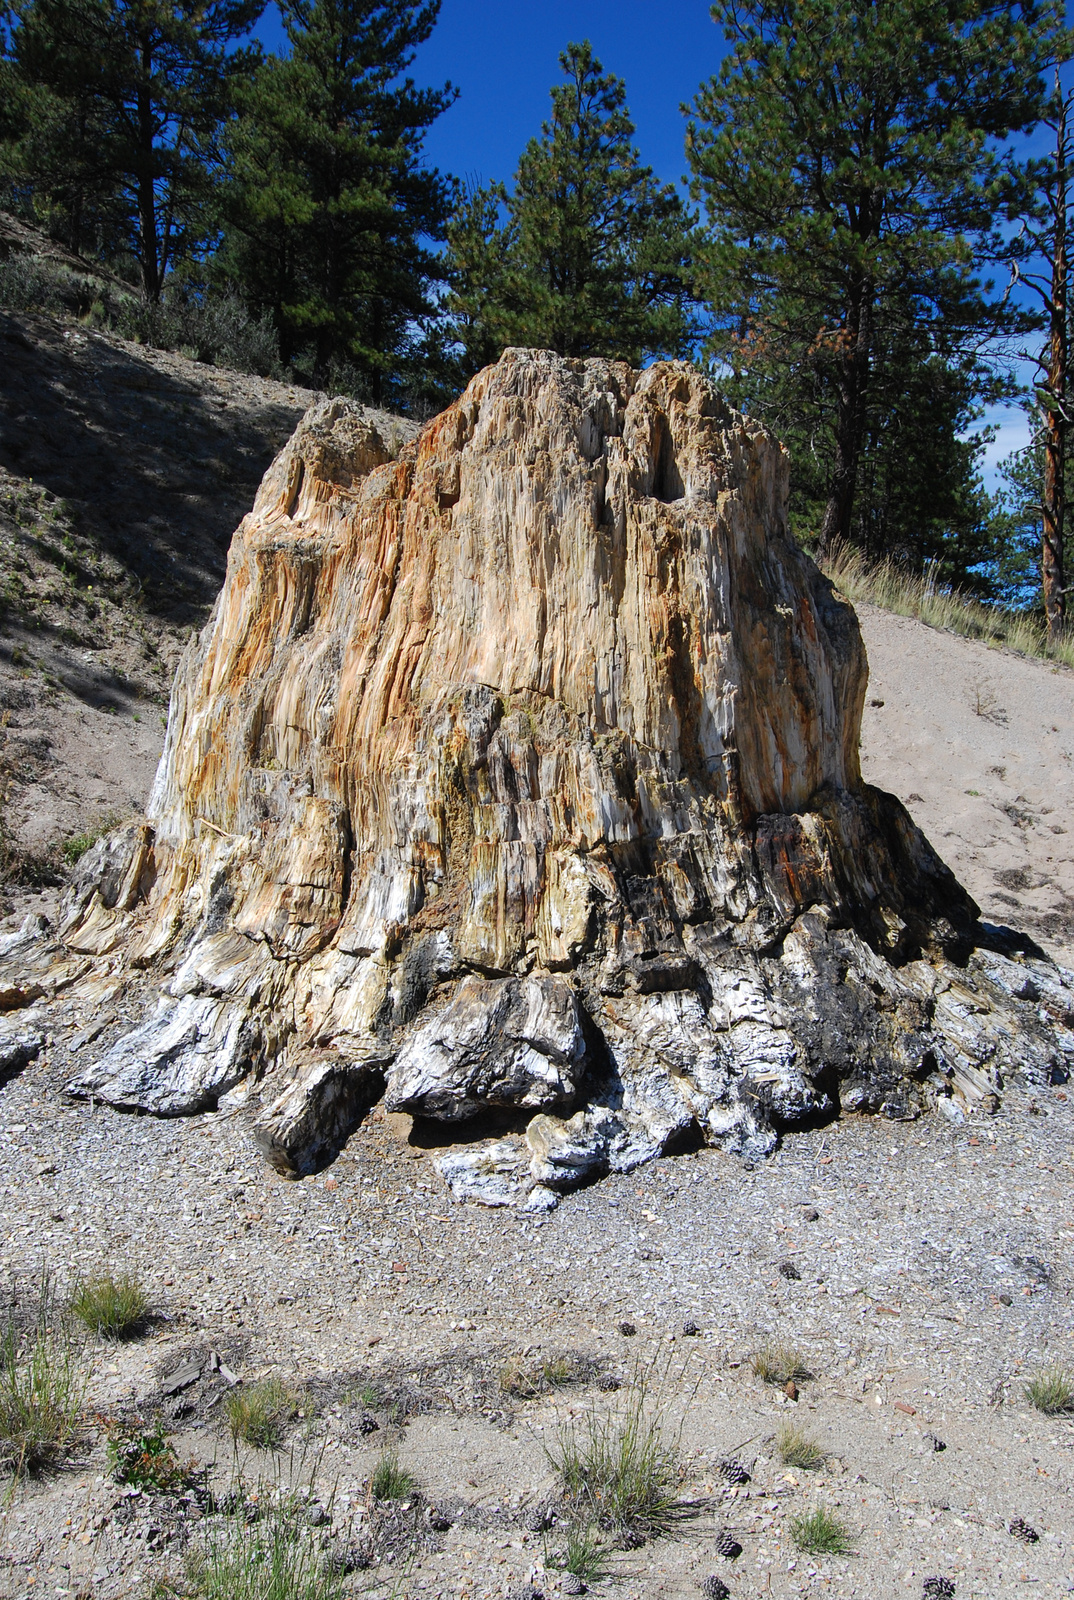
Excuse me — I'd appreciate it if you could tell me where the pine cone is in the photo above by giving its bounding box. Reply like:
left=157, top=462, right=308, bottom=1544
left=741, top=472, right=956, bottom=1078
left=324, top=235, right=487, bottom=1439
left=778, top=1259, right=801, bottom=1280
left=923, top=1432, right=946, bottom=1452
left=922, top=1579, right=955, bottom=1600
left=618, top=1320, right=636, bottom=1336
left=1008, top=1517, right=1039, bottom=1544
left=716, top=1457, right=750, bottom=1484
left=700, top=1578, right=730, bottom=1600
left=357, top=1412, right=379, bottom=1434
left=562, top=1574, right=585, bottom=1596
left=715, top=1530, right=742, bottom=1560
left=682, top=1320, right=700, bottom=1336
left=525, top=1505, right=554, bottom=1533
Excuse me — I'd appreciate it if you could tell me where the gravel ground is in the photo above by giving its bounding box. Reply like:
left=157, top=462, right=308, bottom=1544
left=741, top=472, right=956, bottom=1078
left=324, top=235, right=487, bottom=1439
left=0, top=1010, right=1070, bottom=1600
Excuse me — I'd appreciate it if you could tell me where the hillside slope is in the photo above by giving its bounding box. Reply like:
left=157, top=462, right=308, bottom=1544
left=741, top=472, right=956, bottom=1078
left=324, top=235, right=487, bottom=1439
left=0, top=310, right=410, bottom=888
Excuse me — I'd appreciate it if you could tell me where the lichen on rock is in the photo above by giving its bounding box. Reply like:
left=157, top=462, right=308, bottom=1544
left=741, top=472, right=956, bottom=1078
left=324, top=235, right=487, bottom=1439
left=38, top=350, right=1074, bottom=1197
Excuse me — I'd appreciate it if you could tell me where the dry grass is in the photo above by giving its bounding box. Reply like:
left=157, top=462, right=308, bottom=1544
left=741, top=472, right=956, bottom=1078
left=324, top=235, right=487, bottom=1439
left=776, top=1421, right=826, bottom=1471
left=225, top=1378, right=298, bottom=1451
left=821, top=542, right=1074, bottom=671
left=499, top=1353, right=574, bottom=1398
left=1024, top=1365, right=1074, bottom=1415
left=749, top=1341, right=811, bottom=1386
left=70, top=1272, right=150, bottom=1339
left=0, top=1309, right=86, bottom=1474
left=187, top=1504, right=345, bottom=1600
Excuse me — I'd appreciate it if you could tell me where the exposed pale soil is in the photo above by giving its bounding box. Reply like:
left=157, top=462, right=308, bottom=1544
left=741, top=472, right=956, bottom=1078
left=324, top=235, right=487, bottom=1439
left=0, top=313, right=1071, bottom=1600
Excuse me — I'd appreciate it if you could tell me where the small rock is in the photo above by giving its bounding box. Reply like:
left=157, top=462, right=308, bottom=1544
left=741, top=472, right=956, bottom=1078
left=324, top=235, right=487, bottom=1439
left=715, top=1530, right=742, bottom=1559
left=923, top=1579, right=955, bottom=1599
left=778, top=1259, right=801, bottom=1280
left=716, top=1457, right=750, bottom=1484
left=801, top=1205, right=820, bottom=1221
left=562, top=1575, right=585, bottom=1596
left=618, top=1320, right=636, bottom=1337
left=1008, top=1517, right=1039, bottom=1544
left=306, top=1502, right=329, bottom=1527
left=682, top=1320, right=700, bottom=1336
left=923, top=1432, right=946, bottom=1453
left=998, top=1293, right=1012, bottom=1306
left=700, top=1577, right=730, bottom=1600
left=784, top=1379, right=798, bottom=1402
left=523, top=1184, right=559, bottom=1213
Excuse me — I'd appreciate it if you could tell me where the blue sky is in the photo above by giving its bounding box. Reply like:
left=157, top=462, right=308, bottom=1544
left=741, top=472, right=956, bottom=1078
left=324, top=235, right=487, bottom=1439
left=255, top=0, right=1037, bottom=489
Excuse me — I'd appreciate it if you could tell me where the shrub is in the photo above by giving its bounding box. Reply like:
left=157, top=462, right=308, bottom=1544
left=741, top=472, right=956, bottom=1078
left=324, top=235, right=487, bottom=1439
left=107, top=1418, right=195, bottom=1493
left=70, top=1272, right=149, bottom=1338
left=226, top=1379, right=298, bottom=1450
left=776, top=1421, right=826, bottom=1471
left=1024, top=1365, right=1074, bottom=1415
left=547, top=1375, right=681, bottom=1541
left=0, top=1313, right=86, bottom=1473
left=369, top=1448, right=416, bottom=1500
left=749, top=1342, right=811, bottom=1386
left=788, top=1505, right=855, bottom=1554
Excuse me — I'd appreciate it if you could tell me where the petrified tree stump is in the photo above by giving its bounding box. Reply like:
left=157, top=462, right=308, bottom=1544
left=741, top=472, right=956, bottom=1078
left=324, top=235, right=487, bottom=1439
left=55, top=351, right=1074, bottom=1200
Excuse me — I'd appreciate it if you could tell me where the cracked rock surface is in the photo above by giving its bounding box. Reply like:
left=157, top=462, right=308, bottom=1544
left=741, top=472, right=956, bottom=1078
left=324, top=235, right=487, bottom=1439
left=5, top=348, right=1072, bottom=1192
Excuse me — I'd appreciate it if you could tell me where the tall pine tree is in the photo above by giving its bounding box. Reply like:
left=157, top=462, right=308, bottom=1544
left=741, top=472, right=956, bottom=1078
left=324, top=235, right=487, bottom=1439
left=218, top=0, right=456, bottom=397
left=687, top=0, right=1065, bottom=565
left=5, top=0, right=263, bottom=296
left=444, top=41, right=697, bottom=375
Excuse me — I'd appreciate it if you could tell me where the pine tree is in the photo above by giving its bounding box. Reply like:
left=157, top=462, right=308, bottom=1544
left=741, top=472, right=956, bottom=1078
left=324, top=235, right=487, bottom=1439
left=445, top=41, right=697, bottom=374
left=687, top=0, right=1066, bottom=562
left=218, top=0, right=456, bottom=397
left=5, top=0, right=263, bottom=296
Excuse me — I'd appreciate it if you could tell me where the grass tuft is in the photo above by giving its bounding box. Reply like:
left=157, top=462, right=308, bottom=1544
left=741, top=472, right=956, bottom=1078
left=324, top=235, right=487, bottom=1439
left=1024, top=1365, right=1074, bottom=1415
left=226, top=1379, right=298, bottom=1451
left=776, top=1421, right=826, bottom=1472
left=822, top=541, right=1074, bottom=671
left=187, top=1504, right=345, bottom=1600
left=547, top=1371, right=682, bottom=1542
left=788, top=1505, right=855, bottom=1554
left=0, top=1312, right=86, bottom=1474
left=70, top=1272, right=150, bottom=1339
left=545, top=1518, right=611, bottom=1584
left=500, top=1353, right=574, bottom=1398
left=369, top=1448, right=416, bottom=1501
left=749, top=1341, right=811, bottom=1386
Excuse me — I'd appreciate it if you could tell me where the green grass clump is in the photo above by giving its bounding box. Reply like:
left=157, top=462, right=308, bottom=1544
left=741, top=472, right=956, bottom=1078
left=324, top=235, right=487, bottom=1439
left=788, top=1505, right=855, bottom=1554
left=822, top=541, right=1074, bottom=671
left=370, top=1447, right=416, bottom=1500
left=225, top=1379, right=298, bottom=1450
left=0, top=1315, right=86, bottom=1474
left=776, top=1421, right=826, bottom=1472
left=749, top=1342, right=811, bottom=1386
left=187, top=1508, right=345, bottom=1600
left=70, top=1272, right=150, bottom=1338
left=1024, top=1365, right=1074, bottom=1415
left=547, top=1377, right=681, bottom=1542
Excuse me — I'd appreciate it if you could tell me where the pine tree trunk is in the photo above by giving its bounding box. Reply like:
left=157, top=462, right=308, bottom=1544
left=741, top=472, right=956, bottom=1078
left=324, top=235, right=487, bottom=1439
left=816, top=281, right=873, bottom=560
left=1043, top=93, right=1068, bottom=646
left=136, top=34, right=160, bottom=302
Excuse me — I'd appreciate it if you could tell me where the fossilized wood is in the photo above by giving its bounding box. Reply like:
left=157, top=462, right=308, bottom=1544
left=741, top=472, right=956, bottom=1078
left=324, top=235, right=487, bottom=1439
left=27, top=352, right=1074, bottom=1194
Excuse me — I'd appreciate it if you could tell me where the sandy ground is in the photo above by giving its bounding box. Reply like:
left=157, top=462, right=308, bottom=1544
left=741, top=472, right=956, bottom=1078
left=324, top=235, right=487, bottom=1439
left=858, top=603, right=1074, bottom=968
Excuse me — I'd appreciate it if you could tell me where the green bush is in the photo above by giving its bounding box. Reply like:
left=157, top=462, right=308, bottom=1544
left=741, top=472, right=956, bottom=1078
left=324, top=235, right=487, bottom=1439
left=548, top=1375, right=681, bottom=1541
left=369, top=1448, right=416, bottom=1500
left=788, top=1505, right=855, bottom=1554
left=1024, top=1365, right=1074, bottom=1415
left=187, top=1506, right=345, bottom=1600
left=226, top=1379, right=297, bottom=1450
